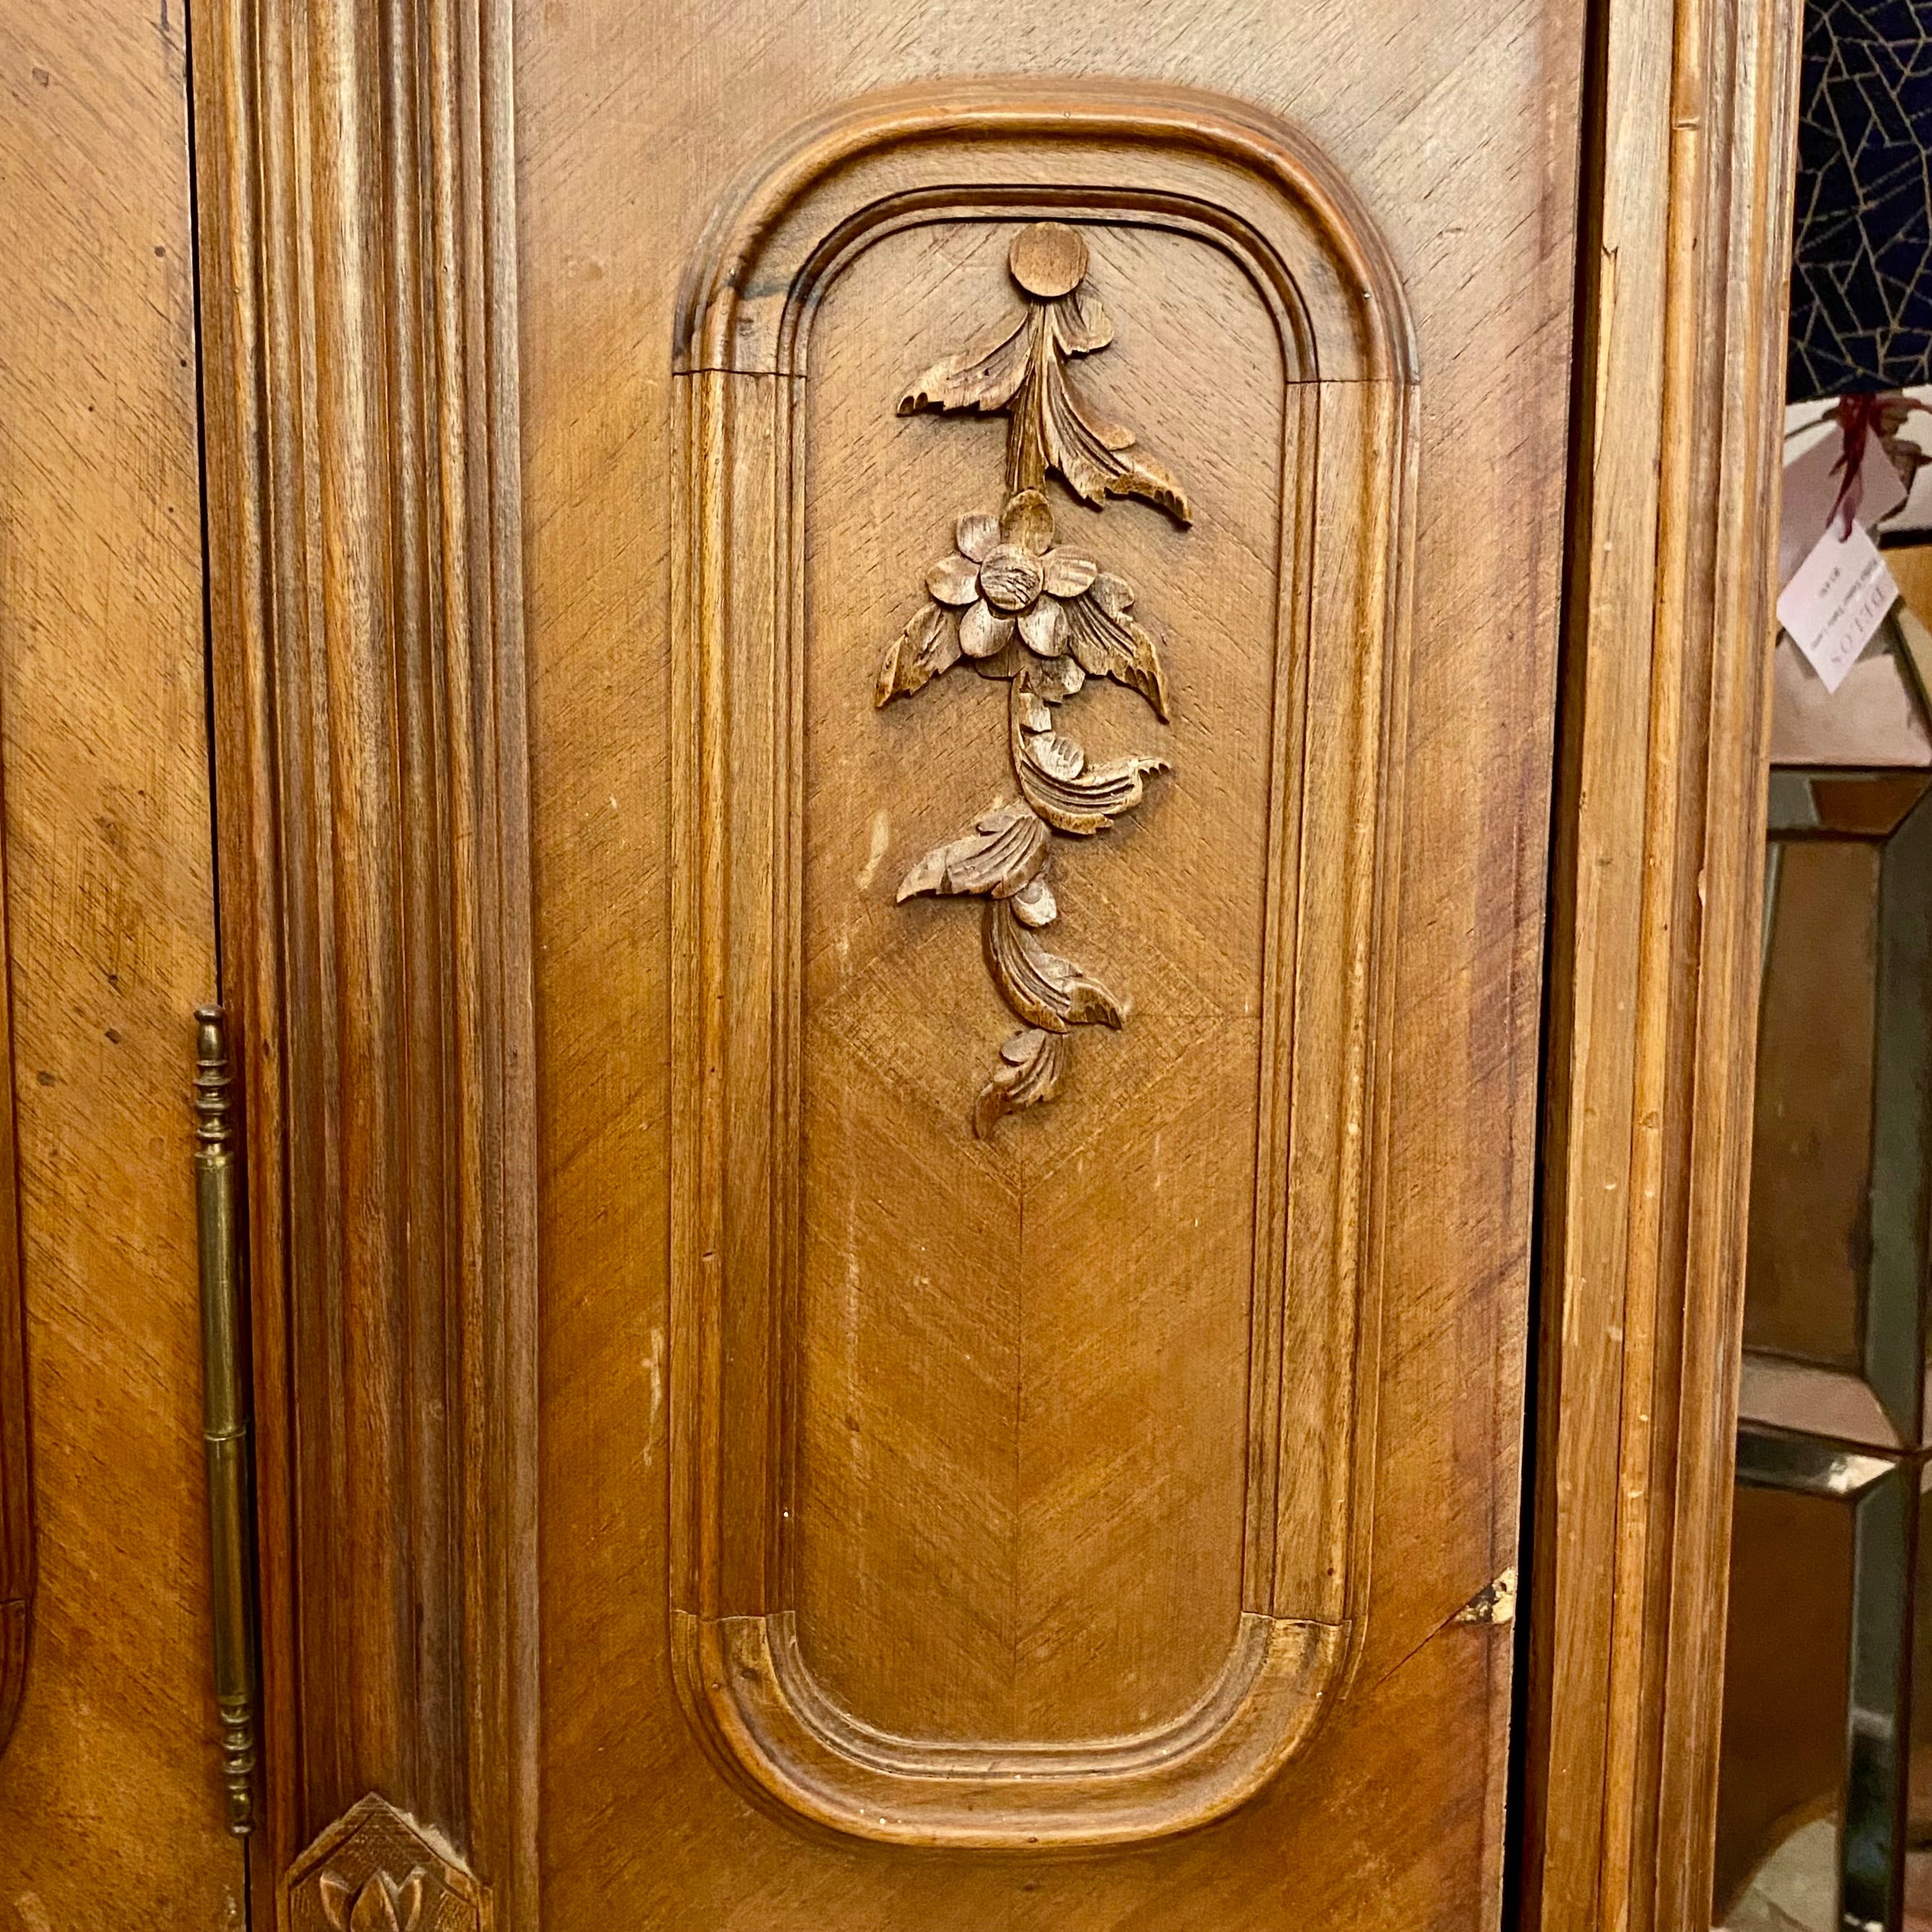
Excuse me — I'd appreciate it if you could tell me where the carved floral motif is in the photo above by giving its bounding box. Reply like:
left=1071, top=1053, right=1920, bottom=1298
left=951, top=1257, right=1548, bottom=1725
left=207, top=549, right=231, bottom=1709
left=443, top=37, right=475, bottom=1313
left=880, top=221, right=1190, bottom=1133
left=321, top=1868, right=425, bottom=1932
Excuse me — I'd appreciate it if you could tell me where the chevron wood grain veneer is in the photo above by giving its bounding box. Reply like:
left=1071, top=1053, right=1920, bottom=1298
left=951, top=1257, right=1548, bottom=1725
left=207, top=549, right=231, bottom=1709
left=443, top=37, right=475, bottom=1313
left=669, top=85, right=1413, bottom=1849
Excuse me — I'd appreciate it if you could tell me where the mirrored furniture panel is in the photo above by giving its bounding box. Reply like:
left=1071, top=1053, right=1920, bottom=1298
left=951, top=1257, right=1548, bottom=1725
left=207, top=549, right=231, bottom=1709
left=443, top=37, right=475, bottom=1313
left=1719, top=607, right=1932, bottom=1932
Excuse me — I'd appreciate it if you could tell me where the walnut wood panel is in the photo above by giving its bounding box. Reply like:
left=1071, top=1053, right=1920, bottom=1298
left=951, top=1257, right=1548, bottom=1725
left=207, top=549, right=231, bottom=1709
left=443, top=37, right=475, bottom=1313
left=669, top=87, right=1412, bottom=1847
left=190, top=0, right=538, bottom=1915
left=522, top=0, right=1588, bottom=1915
left=0, top=779, right=20, bottom=1758
left=0, top=0, right=242, bottom=1916
left=1521, top=0, right=1805, bottom=1920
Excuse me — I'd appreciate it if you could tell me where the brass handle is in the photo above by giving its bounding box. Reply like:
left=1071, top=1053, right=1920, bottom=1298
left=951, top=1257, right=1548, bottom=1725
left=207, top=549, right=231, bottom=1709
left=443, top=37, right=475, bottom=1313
left=193, top=1006, right=257, bottom=1835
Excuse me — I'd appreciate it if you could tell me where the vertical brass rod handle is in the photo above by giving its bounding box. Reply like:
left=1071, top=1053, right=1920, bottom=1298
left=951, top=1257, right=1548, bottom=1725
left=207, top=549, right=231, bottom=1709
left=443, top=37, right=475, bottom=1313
left=192, top=1005, right=257, bottom=1835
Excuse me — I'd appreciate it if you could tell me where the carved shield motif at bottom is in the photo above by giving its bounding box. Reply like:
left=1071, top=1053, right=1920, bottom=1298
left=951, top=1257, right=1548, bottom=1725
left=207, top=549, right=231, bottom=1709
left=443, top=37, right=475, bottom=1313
left=285, top=1795, right=490, bottom=1932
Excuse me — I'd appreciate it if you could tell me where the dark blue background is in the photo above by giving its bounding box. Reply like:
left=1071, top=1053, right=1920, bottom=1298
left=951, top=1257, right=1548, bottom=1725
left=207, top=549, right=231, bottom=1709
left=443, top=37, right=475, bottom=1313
left=1788, top=0, right=1932, bottom=400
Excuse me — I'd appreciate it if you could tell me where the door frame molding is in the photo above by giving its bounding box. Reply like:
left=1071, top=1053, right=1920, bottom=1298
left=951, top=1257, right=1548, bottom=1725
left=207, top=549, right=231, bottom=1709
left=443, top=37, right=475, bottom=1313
left=185, top=0, right=1801, bottom=1923
left=190, top=0, right=537, bottom=1921
left=1522, top=0, right=1802, bottom=1923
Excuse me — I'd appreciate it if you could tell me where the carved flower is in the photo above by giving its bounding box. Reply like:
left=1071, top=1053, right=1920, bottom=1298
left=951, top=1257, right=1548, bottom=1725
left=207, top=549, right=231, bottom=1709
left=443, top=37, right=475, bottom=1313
left=926, top=487, right=1097, bottom=662
left=877, top=488, right=1171, bottom=717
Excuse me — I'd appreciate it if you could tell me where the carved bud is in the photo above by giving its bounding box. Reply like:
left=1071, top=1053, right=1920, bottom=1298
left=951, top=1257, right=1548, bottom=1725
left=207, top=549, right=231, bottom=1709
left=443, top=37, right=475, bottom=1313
left=318, top=1868, right=425, bottom=1932
left=1008, top=221, right=1089, bottom=299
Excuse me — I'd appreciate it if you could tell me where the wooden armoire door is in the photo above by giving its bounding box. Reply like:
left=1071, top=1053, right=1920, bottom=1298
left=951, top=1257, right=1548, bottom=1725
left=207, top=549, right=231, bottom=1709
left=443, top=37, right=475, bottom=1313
left=187, top=0, right=1797, bottom=1925
left=0, top=0, right=246, bottom=1921
left=537, top=52, right=1565, bottom=1925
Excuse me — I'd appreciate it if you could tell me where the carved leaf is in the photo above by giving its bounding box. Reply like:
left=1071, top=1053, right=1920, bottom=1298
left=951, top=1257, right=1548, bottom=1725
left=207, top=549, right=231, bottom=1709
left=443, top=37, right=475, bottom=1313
left=897, top=802, right=1048, bottom=901
left=1016, top=737, right=1169, bottom=836
left=1038, top=358, right=1192, bottom=523
left=983, top=897, right=1124, bottom=1033
left=1049, top=377, right=1135, bottom=454
left=1063, top=578, right=1171, bottom=719
left=973, top=1027, right=1069, bottom=1138
left=1051, top=285, right=1114, bottom=356
left=876, top=603, right=962, bottom=706
left=900, top=318, right=1031, bottom=417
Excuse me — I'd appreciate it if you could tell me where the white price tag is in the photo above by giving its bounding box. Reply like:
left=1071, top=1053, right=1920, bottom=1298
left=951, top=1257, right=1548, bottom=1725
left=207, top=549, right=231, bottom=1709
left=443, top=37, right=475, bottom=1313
left=1779, top=428, right=1908, bottom=586
left=1775, top=520, right=1900, bottom=693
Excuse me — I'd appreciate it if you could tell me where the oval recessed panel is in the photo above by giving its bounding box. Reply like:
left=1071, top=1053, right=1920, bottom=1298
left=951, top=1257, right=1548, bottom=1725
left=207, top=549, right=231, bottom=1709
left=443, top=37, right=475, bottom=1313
left=669, top=80, right=1412, bottom=1849
left=795, top=216, right=1279, bottom=1750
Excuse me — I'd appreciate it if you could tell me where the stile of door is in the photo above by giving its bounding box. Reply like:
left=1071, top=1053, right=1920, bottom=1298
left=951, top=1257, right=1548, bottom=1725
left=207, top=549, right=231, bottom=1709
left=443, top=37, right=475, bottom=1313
left=516, top=3, right=1585, bottom=1925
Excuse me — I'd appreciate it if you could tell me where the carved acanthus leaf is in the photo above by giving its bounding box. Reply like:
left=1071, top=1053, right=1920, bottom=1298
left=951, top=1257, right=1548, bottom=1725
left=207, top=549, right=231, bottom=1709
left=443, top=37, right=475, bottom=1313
left=898, top=802, right=1049, bottom=902
left=1012, top=696, right=1169, bottom=836
left=1028, top=353, right=1191, bottom=522
left=876, top=602, right=961, bottom=705
left=900, top=233, right=1192, bottom=528
left=983, top=898, right=1124, bottom=1034
left=1051, top=283, right=1114, bottom=355
left=974, top=1028, right=1069, bottom=1138
left=1017, top=750, right=1168, bottom=836
left=900, top=317, right=1033, bottom=417
left=1063, top=574, right=1171, bottom=719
